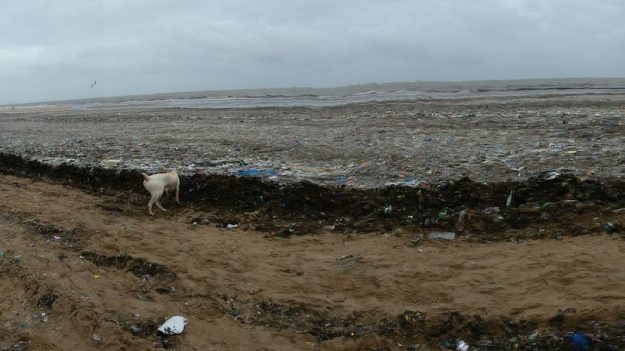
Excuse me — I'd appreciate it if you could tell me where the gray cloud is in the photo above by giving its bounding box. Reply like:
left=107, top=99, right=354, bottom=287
left=1, top=0, right=624, bottom=103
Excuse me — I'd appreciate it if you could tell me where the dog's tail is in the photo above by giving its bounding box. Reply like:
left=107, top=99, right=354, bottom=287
left=141, top=173, right=150, bottom=181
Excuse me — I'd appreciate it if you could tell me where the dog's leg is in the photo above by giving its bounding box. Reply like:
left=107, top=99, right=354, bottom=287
left=147, top=197, right=156, bottom=215
left=147, top=190, right=163, bottom=215
left=155, top=198, right=167, bottom=212
left=175, top=181, right=180, bottom=204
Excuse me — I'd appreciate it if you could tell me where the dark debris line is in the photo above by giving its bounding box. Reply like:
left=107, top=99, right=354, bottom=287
left=2, top=152, right=625, bottom=238
left=221, top=298, right=625, bottom=350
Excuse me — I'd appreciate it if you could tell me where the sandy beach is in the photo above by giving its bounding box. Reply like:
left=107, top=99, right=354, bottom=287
left=2, top=88, right=625, bottom=350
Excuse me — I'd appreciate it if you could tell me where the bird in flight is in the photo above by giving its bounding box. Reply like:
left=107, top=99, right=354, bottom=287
left=90, top=80, right=97, bottom=88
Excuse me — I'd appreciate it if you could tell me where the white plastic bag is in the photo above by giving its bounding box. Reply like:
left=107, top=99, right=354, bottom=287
left=158, top=316, right=188, bottom=335
left=457, top=340, right=469, bottom=351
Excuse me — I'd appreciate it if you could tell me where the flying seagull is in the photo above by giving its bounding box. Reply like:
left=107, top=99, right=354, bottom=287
left=90, top=80, right=96, bottom=88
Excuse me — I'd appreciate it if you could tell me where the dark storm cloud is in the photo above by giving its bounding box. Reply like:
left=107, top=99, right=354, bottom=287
left=1, top=0, right=624, bottom=103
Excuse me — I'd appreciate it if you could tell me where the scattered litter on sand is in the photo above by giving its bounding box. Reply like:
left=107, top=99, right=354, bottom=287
left=336, top=254, right=362, bottom=270
left=429, top=232, right=456, bottom=240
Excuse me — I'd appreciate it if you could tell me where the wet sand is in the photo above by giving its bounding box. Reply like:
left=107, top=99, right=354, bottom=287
left=1, top=174, right=625, bottom=350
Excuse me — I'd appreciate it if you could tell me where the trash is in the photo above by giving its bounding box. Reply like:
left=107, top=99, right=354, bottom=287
left=155, top=286, right=177, bottom=294
left=456, top=210, right=467, bottom=221
left=92, top=334, right=102, bottom=343
left=238, top=169, right=276, bottom=177
left=32, top=312, right=48, bottom=323
left=411, top=234, right=422, bottom=246
left=429, top=231, right=456, bottom=240
left=482, top=206, right=500, bottom=215
left=603, top=222, right=616, bottom=234
left=528, top=330, right=539, bottom=341
left=384, top=205, right=392, bottom=214
left=226, top=224, right=239, bottom=229
left=456, top=340, right=469, bottom=351
left=103, top=159, right=122, bottom=167
left=438, top=208, right=448, bottom=220
left=439, top=340, right=453, bottom=349
left=229, top=308, right=241, bottom=318
left=506, top=191, right=513, bottom=207
left=562, top=200, right=581, bottom=208
left=541, top=202, right=554, bottom=209
left=337, top=254, right=362, bottom=270
left=455, top=210, right=468, bottom=231
left=385, top=177, right=419, bottom=187
left=53, top=235, right=61, bottom=240
left=570, top=331, right=589, bottom=351
left=0, top=250, right=4, bottom=258
left=129, top=325, right=142, bottom=335
left=334, top=175, right=350, bottom=184
left=157, top=316, right=188, bottom=335
left=543, top=170, right=561, bottom=180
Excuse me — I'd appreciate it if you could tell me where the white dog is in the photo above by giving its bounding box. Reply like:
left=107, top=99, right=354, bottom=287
left=142, top=171, right=180, bottom=215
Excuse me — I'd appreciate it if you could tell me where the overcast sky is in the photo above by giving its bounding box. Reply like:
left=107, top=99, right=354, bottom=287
left=1, top=0, right=624, bottom=104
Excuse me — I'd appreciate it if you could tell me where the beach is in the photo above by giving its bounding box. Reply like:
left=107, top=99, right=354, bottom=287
left=2, top=85, right=625, bottom=350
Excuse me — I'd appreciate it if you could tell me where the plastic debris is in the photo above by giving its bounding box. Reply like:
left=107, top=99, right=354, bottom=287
left=226, top=224, right=239, bottom=229
left=603, top=222, right=616, bottom=234
left=385, top=177, right=419, bottom=187
left=571, top=331, right=589, bottom=351
left=334, top=175, right=350, bottom=184
left=0, top=250, right=4, bottom=258
left=455, top=209, right=468, bottom=232
left=32, top=312, right=48, bottom=323
left=337, top=254, right=362, bottom=270
left=238, top=169, right=276, bottom=177
left=456, top=340, right=469, bottom=351
left=429, top=231, right=455, bottom=240
left=129, top=325, right=142, bottom=335
left=543, top=170, right=560, bottom=180
left=506, top=191, right=513, bottom=207
left=157, top=316, right=188, bottom=335
left=411, top=234, right=422, bottom=246
left=229, top=308, right=241, bottom=318
left=384, top=205, right=392, bottom=214
left=438, top=208, right=448, bottom=220
left=482, top=207, right=500, bottom=215
left=103, top=159, right=122, bottom=168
